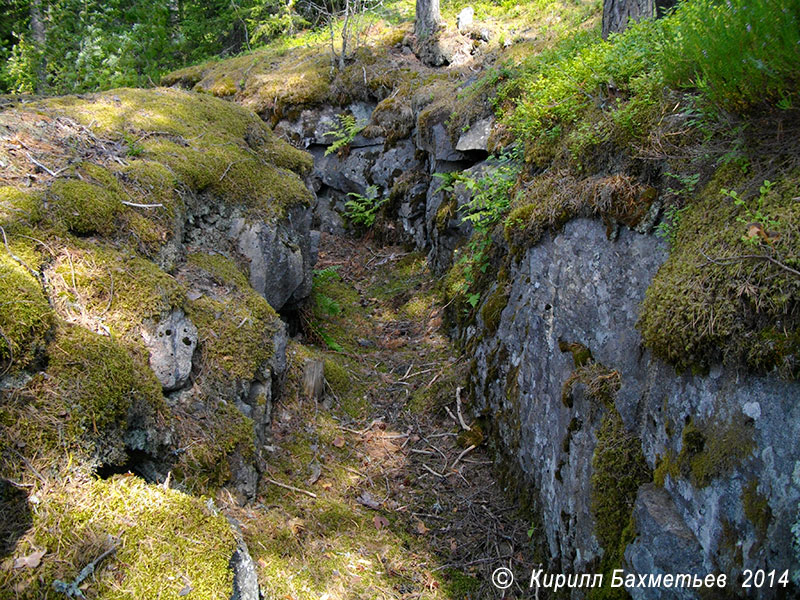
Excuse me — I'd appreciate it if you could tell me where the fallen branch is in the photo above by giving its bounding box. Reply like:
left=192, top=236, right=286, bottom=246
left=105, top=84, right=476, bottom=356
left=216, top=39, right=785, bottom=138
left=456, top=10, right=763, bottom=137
left=421, top=464, right=444, bottom=478
left=265, top=477, right=318, bottom=499
left=455, top=387, right=471, bottom=431
left=450, top=444, right=477, bottom=470
left=53, top=540, right=118, bottom=598
left=120, top=200, right=164, bottom=209
left=25, top=152, right=67, bottom=177
left=700, top=249, right=800, bottom=278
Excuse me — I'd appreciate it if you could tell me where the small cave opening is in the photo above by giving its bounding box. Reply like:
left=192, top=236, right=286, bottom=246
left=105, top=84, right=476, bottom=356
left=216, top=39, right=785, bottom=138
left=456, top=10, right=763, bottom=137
left=95, top=449, right=163, bottom=483
left=279, top=304, right=303, bottom=337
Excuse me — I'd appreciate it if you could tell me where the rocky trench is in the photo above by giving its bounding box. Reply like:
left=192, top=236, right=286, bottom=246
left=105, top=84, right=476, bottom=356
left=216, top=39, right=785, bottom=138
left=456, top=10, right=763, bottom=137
left=60, top=90, right=798, bottom=598
left=279, top=98, right=800, bottom=599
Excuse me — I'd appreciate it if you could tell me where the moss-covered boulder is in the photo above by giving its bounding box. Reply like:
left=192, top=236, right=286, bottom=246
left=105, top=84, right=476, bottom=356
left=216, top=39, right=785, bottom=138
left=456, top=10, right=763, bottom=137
left=0, top=87, right=316, bottom=538
left=0, top=476, right=237, bottom=599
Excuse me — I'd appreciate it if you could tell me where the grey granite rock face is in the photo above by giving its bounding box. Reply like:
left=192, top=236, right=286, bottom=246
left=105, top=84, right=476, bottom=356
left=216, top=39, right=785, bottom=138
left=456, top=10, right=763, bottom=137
left=229, top=204, right=314, bottom=312
left=456, top=117, right=493, bottom=153
left=466, top=218, right=800, bottom=598
left=141, top=309, right=198, bottom=392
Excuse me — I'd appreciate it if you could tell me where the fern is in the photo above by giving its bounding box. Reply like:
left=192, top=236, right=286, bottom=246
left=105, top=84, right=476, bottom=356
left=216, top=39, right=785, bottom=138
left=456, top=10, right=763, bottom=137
left=324, top=114, right=365, bottom=157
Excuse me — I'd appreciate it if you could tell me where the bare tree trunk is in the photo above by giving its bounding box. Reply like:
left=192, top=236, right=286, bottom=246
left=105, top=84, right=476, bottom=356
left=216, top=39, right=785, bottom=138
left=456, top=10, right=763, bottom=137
left=29, top=0, right=46, bottom=93
left=601, top=0, right=653, bottom=39
left=414, top=0, right=441, bottom=38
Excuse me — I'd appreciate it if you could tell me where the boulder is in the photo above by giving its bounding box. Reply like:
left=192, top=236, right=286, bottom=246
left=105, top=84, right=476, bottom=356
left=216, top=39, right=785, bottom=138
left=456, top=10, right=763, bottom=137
left=456, top=117, right=494, bottom=153
left=141, top=309, right=198, bottom=392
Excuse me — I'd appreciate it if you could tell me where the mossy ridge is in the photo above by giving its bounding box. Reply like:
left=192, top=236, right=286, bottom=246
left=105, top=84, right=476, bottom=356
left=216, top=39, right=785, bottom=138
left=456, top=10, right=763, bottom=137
left=41, top=88, right=313, bottom=218
left=0, top=254, right=54, bottom=372
left=0, top=475, right=235, bottom=599
left=50, top=243, right=186, bottom=339
left=504, top=170, right=654, bottom=255
left=639, top=165, right=800, bottom=379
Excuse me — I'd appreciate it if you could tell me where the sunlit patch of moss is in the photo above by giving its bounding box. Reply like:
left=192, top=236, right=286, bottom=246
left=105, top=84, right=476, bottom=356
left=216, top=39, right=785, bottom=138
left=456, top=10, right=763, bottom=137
left=0, top=255, right=53, bottom=372
left=47, top=321, right=164, bottom=438
left=43, top=88, right=313, bottom=217
left=114, top=159, right=184, bottom=254
left=49, top=179, right=122, bottom=237
left=186, top=253, right=279, bottom=381
left=639, top=166, right=800, bottom=378
left=0, top=476, right=235, bottom=599
left=0, top=186, right=44, bottom=230
left=51, top=244, right=186, bottom=338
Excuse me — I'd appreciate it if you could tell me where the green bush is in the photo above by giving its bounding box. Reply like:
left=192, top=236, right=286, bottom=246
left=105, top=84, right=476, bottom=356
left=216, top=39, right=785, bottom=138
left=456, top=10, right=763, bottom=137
left=659, top=0, right=800, bottom=111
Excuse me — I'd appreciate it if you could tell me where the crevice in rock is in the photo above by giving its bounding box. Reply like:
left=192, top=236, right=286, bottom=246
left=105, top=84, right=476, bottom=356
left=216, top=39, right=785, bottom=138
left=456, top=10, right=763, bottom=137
left=95, top=449, right=164, bottom=483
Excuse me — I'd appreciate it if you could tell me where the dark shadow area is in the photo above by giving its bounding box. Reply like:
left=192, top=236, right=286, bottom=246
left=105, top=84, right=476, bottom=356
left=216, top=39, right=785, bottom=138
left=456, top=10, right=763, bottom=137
left=0, top=478, right=32, bottom=558
left=95, top=449, right=161, bottom=483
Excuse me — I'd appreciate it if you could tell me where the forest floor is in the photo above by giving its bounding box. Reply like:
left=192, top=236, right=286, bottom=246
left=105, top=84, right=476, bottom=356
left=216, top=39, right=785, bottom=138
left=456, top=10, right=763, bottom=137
left=223, top=232, right=537, bottom=600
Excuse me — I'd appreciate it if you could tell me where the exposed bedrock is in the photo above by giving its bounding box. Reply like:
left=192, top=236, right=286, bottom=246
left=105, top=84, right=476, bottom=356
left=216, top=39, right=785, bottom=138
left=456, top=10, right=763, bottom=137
left=465, top=218, right=800, bottom=598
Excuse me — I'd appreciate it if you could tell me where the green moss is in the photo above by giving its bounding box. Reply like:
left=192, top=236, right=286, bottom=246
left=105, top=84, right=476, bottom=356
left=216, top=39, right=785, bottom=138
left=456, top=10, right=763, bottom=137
left=639, top=166, right=800, bottom=378
left=174, top=402, right=256, bottom=495
left=434, top=195, right=457, bottom=232
left=47, top=321, right=164, bottom=437
left=0, top=186, right=44, bottom=229
left=43, top=88, right=313, bottom=218
left=678, top=418, right=755, bottom=488
left=52, top=244, right=186, bottom=338
left=188, top=252, right=250, bottom=289
left=0, top=476, right=235, bottom=599
left=481, top=283, right=509, bottom=334
left=49, top=179, right=122, bottom=236
left=323, top=357, right=349, bottom=395
left=504, top=171, right=654, bottom=253
left=742, top=479, right=772, bottom=539
left=653, top=451, right=679, bottom=487
left=0, top=255, right=53, bottom=371
left=589, top=410, right=651, bottom=599
left=561, top=362, right=620, bottom=410
left=186, top=253, right=279, bottom=381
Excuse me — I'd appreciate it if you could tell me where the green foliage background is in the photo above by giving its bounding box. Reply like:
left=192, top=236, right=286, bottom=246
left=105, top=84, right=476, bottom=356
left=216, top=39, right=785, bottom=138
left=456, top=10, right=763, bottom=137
left=0, top=0, right=313, bottom=93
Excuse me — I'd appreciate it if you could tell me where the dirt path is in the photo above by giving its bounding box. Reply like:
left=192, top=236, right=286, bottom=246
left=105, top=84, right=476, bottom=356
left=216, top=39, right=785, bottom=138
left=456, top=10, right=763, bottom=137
left=224, top=233, right=537, bottom=599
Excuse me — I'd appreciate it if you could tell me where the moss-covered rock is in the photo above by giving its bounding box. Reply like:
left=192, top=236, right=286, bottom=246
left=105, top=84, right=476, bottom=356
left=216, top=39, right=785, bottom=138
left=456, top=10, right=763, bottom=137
left=0, top=255, right=53, bottom=372
left=0, top=476, right=236, bottom=599
left=186, top=252, right=280, bottom=382
left=639, top=166, right=800, bottom=379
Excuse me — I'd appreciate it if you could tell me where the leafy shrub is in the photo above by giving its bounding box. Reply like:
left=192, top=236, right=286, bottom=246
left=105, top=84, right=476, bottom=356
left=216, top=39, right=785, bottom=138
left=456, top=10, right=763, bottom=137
left=659, top=0, right=800, bottom=111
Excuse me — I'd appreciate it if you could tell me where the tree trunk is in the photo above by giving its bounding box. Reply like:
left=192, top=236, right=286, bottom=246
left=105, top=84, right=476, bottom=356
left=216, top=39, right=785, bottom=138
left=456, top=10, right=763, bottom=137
left=29, top=0, right=46, bottom=93
left=414, top=0, right=442, bottom=38
left=601, top=0, right=653, bottom=39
